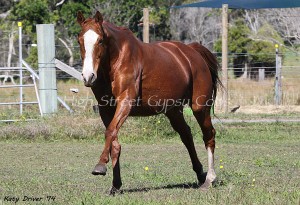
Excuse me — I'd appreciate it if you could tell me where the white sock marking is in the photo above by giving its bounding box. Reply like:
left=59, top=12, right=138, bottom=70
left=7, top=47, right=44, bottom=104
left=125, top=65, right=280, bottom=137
left=206, top=147, right=216, bottom=182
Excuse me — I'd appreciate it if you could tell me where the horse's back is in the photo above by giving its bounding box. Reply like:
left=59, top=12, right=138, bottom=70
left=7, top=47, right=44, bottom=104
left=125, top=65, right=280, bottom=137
left=141, top=40, right=207, bottom=82
left=129, top=41, right=212, bottom=115
left=140, top=41, right=200, bottom=97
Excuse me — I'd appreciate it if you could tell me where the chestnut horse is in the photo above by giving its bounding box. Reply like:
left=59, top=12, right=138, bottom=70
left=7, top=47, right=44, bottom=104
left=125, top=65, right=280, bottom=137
left=77, top=11, right=221, bottom=194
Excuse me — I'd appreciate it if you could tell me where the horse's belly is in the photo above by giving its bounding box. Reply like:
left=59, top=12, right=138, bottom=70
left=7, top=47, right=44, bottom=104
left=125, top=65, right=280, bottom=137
left=129, top=93, right=190, bottom=116
left=129, top=106, right=159, bottom=116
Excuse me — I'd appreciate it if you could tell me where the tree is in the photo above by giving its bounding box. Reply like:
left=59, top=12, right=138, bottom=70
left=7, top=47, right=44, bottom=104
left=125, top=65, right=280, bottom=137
left=170, top=7, right=221, bottom=50
left=56, top=1, right=91, bottom=66
left=92, top=0, right=184, bottom=41
left=0, top=0, right=13, bottom=13
left=58, top=1, right=90, bottom=37
left=10, top=0, right=53, bottom=35
left=214, top=19, right=283, bottom=78
left=244, top=8, right=300, bottom=48
left=215, top=19, right=251, bottom=54
left=214, top=19, right=252, bottom=77
left=247, top=23, right=284, bottom=78
left=0, top=0, right=183, bottom=69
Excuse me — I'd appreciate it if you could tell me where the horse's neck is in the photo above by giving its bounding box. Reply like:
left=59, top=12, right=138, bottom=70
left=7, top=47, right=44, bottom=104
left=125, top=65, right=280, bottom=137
left=96, top=48, right=111, bottom=88
left=98, top=23, right=140, bottom=87
left=103, top=22, right=140, bottom=64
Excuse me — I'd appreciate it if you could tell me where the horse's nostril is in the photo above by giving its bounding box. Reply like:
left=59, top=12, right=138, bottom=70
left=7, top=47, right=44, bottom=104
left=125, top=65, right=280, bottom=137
left=91, top=73, right=95, bottom=82
left=82, top=73, right=95, bottom=86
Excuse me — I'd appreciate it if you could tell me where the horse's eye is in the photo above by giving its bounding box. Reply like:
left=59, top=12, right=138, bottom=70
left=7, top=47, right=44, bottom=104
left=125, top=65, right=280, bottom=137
left=99, top=39, right=103, bottom=45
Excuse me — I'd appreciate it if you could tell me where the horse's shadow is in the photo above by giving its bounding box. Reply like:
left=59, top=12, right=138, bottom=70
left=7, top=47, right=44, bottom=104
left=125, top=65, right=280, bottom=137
left=122, top=182, right=200, bottom=194
left=120, top=179, right=224, bottom=194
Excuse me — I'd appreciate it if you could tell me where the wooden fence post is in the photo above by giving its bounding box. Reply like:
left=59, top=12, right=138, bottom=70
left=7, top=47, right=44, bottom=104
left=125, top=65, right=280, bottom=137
left=259, top=69, right=265, bottom=82
left=143, top=8, right=149, bottom=43
left=274, top=44, right=282, bottom=105
left=222, top=4, right=228, bottom=113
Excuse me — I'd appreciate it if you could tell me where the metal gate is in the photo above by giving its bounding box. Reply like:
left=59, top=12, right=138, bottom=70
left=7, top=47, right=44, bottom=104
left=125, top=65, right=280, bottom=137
left=0, top=65, right=43, bottom=122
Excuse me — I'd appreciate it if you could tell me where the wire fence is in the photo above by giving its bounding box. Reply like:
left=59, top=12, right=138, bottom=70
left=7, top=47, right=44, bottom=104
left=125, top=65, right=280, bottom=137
left=219, top=52, right=300, bottom=109
left=1, top=41, right=300, bottom=118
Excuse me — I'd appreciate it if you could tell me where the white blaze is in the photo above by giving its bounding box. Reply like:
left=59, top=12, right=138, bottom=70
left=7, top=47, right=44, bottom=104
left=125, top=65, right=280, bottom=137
left=82, top=29, right=99, bottom=79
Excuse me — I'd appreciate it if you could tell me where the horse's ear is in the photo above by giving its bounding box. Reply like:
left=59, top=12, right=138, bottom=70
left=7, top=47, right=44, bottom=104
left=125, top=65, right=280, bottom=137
left=77, top=11, right=85, bottom=25
left=94, top=11, right=103, bottom=24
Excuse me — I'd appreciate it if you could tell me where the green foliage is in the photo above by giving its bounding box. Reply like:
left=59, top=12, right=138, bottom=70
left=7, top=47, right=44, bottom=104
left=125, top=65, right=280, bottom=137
left=150, top=7, right=172, bottom=40
left=214, top=19, right=252, bottom=54
left=248, top=41, right=275, bottom=64
left=10, top=0, right=52, bottom=35
left=3, top=0, right=186, bottom=68
left=256, top=24, right=283, bottom=43
left=93, top=0, right=147, bottom=31
left=59, top=2, right=90, bottom=37
left=94, top=0, right=176, bottom=40
left=248, top=24, right=284, bottom=64
left=214, top=19, right=283, bottom=66
left=0, top=0, right=13, bottom=13
left=228, top=20, right=252, bottom=54
left=25, top=46, right=38, bottom=69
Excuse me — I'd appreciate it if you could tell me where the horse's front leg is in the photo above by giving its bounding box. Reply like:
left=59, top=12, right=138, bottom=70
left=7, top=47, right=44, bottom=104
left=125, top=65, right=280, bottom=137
left=110, top=139, right=122, bottom=195
left=92, top=91, right=135, bottom=194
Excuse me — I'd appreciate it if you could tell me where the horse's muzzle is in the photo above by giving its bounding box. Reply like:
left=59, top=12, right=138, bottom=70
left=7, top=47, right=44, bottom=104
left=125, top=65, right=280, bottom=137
left=83, top=72, right=96, bottom=87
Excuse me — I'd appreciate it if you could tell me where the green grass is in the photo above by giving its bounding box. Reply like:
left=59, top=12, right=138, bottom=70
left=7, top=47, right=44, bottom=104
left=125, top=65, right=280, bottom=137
left=0, top=113, right=299, bottom=204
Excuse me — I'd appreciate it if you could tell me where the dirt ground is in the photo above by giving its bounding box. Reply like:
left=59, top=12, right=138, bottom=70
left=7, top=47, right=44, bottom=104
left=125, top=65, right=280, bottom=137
left=234, top=105, right=300, bottom=114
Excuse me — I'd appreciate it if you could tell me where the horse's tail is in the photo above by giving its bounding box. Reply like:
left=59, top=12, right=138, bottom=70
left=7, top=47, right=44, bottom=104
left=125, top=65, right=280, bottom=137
left=188, top=42, right=222, bottom=102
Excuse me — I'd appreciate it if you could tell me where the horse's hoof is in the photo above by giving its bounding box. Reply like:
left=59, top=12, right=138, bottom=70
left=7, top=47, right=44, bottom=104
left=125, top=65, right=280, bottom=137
left=92, top=163, right=107, bottom=175
left=197, top=172, right=207, bottom=185
left=199, top=181, right=211, bottom=191
left=109, top=186, right=123, bottom=196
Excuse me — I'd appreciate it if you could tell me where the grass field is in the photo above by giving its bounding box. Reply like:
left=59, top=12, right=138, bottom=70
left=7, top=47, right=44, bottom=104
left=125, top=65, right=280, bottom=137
left=0, top=114, right=299, bottom=205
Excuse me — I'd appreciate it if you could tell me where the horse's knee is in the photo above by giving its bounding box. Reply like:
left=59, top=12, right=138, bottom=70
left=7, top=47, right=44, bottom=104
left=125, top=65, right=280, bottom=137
left=105, top=129, right=117, bottom=139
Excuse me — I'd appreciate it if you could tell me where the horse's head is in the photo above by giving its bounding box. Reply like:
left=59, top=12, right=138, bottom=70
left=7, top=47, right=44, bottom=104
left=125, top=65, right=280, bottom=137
left=77, top=11, right=106, bottom=87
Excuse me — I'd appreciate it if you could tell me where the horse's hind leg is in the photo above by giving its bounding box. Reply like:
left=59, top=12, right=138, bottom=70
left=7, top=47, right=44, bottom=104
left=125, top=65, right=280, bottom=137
left=165, top=107, right=206, bottom=184
left=193, top=108, right=216, bottom=190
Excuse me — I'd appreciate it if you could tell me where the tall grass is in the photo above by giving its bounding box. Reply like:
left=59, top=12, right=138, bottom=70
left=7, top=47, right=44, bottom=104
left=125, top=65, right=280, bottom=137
left=1, top=111, right=299, bottom=145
